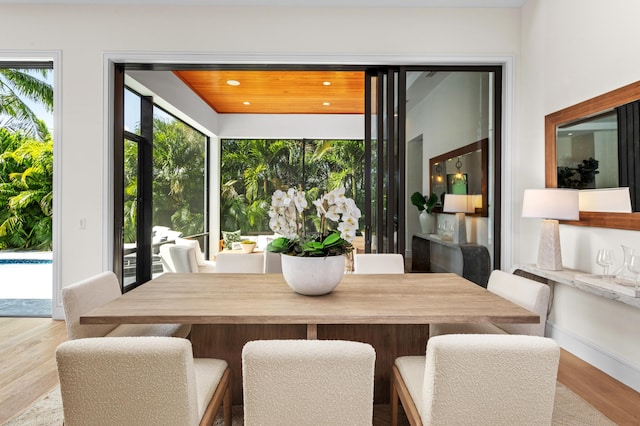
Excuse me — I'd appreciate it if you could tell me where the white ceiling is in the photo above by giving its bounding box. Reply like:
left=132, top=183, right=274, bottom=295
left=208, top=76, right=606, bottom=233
left=0, top=0, right=527, bottom=7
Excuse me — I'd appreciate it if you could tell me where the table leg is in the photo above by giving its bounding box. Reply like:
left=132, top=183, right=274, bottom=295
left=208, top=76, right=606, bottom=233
left=306, top=323, right=317, bottom=339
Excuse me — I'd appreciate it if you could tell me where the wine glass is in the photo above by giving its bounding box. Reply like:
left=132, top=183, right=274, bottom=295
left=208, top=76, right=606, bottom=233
left=627, top=254, right=640, bottom=291
left=596, top=249, right=614, bottom=281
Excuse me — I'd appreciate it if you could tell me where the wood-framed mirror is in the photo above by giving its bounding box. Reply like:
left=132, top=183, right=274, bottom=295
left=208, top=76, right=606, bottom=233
left=429, top=138, right=488, bottom=217
left=545, top=80, right=640, bottom=230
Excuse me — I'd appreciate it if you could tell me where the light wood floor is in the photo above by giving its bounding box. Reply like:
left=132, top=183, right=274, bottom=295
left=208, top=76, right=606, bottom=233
left=1, top=317, right=639, bottom=425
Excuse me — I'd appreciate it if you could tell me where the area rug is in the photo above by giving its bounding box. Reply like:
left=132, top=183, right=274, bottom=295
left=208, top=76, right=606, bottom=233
left=2, top=382, right=615, bottom=426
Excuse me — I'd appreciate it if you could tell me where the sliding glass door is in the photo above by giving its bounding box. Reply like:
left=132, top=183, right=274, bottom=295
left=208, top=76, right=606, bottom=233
left=114, top=66, right=209, bottom=291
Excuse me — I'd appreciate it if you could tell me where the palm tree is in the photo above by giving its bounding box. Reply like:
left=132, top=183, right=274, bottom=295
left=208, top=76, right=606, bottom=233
left=0, top=68, right=53, bottom=141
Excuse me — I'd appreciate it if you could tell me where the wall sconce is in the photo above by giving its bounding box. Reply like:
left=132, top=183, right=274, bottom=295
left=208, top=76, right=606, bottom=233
left=443, top=194, right=474, bottom=244
left=435, top=163, right=443, bottom=183
left=522, top=188, right=579, bottom=270
left=454, top=157, right=464, bottom=180
left=449, top=157, right=467, bottom=194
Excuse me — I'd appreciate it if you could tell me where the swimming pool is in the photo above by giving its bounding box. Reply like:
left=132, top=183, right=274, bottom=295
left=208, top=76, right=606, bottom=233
left=0, top=258, right=52, bottom=265
left=0, top=252, right=53, bottom=300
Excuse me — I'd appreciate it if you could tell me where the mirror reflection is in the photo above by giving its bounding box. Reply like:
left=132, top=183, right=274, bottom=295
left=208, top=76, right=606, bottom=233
left=429, top=138, right=488, bottom=216
left=556, top=110, right=617, bottom=189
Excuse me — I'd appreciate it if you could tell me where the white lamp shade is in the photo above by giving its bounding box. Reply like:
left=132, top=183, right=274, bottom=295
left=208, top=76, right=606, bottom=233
left=579, top=187, right=632, bottom=213
left=443, top=194, right=474, bottom=213
left=522, top=188, right=579, bottom=220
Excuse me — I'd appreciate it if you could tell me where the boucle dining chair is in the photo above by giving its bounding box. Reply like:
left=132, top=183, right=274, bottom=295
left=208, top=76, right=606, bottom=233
left=56, top=336, right=231, bottom=426
left=353, top=253, right=405, bottom=274
left=214, top=252, right=264, bottom=273
left=61, top=271, right=191, bottom=339
left=391, top=334, right=560, bottom=426
left=242, top=339, right=376, bottom=426
left=263, top=250, right=282, bottom=273
left=160, top=243, right=216, bottom=273
left=429, top=269, right=550, bottom=337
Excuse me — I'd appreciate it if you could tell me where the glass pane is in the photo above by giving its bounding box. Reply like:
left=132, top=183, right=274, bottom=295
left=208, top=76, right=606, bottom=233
left=123, top=138, right=138, bottom=288
left=152, top=107, right=207, bottom=266
left=124, top=88, right=141, bottom=135
left=219, top=139, right=364, bottom=237
left=369, top=74, right=378, bottom=253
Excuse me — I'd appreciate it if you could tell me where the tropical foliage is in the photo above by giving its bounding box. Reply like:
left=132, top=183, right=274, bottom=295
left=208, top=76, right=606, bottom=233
left=0, top=127, right=53, bottom=249
left=220, top=138, right=365, bottom=235
left=123, top=114, right=207, bottom=244
left=0, top=67, right=53, bottom=250
left=0, top=68, right=53, bottom=141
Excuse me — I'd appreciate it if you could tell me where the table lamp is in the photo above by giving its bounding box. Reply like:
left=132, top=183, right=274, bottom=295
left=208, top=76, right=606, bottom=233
left=443, top=194, right=474, bottom=244
left=578, top=187, right=632, bottom=212
left=522, top=188, right=579, bottom=271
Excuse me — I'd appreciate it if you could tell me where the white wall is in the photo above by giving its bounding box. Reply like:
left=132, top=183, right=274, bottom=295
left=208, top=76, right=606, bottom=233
left=519, top=0, right=640, bottom=390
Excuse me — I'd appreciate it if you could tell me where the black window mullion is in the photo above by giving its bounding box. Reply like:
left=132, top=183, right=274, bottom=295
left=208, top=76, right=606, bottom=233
left=113, top=65, right=125, bottom=290
left=386, top=71, right=396, bottom=253
left=364, top=73, right=373, bottom=253
left=376, top=71, right=385, bottom=253
left=397, top=68, right=407, bottom=257
left=136, top=96, right=154, bottom=285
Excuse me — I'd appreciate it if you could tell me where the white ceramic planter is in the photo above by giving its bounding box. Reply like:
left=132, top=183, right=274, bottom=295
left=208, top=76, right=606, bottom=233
left=281, top=254, right=345, bottom=296
left=419, top=210, right=435, bottom=234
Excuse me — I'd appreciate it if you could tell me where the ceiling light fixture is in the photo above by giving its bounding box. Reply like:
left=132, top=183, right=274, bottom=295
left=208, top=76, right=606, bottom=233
left=243, top=101, right=251, bottom=105
left=323, top=81, right=331, bottom=86
left=323, top=102, right=330, bottom=106
left=227, top=80, right=240, bottom=86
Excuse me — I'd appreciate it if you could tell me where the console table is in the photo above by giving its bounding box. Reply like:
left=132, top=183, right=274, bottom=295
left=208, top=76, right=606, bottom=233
left=411, top=233, right=491, bottom=287
left=514, top=264, right=640, bottom=309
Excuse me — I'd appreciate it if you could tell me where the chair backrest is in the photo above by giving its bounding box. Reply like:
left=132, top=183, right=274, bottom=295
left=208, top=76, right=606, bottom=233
left=421, top=334, right=559, bottom=425
left=353, top=253, right=405, bottom=274
left=169, top=245, right=199, bottom=273
left=61, top=271, right=121, bottom=339
left=214, top=252, right=264, bottom=273
left=159, top=243, right=176, bottom=272
left=242, top=339, right=375, bottom=426
left=263, top=251, right=282, bottom=274
left=487, top=270, right=550, bottom=336
left=56, top=337, right=199, bottom=426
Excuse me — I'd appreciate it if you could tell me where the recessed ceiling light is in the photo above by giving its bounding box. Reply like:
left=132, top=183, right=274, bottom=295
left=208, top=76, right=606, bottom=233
left=323, top=81, right=331, bottom=86
left=323, top=102, right=330, bottom=106
left=243, top=101, right=251, bottom=105
left=227, top=80, right=240, bottom=86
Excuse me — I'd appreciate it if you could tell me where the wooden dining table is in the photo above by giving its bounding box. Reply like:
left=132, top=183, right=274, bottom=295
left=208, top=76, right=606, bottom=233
left=81, top=272, right=539, bottom=403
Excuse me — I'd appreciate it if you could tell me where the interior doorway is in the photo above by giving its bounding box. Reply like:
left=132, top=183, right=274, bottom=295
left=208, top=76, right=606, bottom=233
left=112, top=63, right=503, bottom=287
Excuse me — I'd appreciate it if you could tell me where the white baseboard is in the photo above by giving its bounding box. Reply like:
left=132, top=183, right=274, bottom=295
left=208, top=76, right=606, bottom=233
left=547, top=320, right=640, bottom=392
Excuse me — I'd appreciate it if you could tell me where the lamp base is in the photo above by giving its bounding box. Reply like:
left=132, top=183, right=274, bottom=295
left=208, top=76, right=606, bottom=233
left=537, top=219, right=563, bottom=270
left=452, top=212, right=467, bottom=245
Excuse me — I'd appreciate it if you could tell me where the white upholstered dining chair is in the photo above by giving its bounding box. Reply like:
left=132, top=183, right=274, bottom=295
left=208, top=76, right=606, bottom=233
left=159, top=241, right=216, bottom=273
left=429, top=269, right=550, bottom=337
left=353, top=253, right=405, bottom=274
left=61, top=271, right=191, bottom=339
left=391, top=334, right=560, bottom=426
left=56, top=336, right=231, bottom=426
left=242, top=339, right=376, bottom=426
left=214, top=252, right=264, bottom=273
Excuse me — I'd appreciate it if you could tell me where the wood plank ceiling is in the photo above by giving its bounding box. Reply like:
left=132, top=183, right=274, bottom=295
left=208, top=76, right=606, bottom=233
left=174, top=70, right=365, bottom=115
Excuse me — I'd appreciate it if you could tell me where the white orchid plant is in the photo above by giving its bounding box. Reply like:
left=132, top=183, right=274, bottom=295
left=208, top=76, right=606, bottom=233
left=266, top=187, right=361, bottom=257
